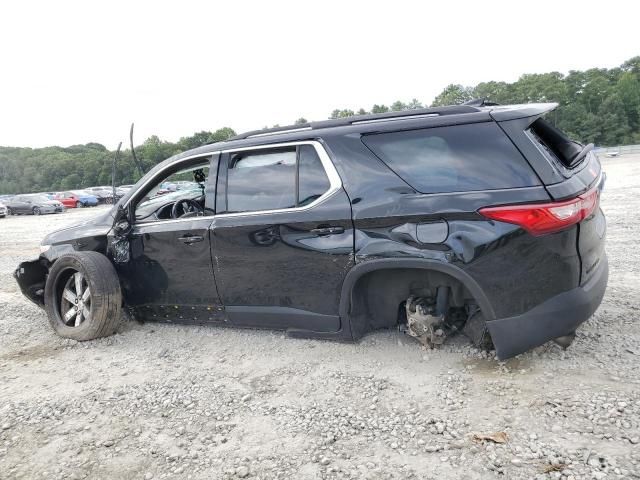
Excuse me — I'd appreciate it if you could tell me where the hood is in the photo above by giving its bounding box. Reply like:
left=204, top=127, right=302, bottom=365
left=42, top=208, right=116, bottom=247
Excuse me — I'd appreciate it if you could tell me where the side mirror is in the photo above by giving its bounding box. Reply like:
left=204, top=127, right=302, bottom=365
left=113, top=220, right=130, bottom=236
left=112, top=205, right=131, bottom=236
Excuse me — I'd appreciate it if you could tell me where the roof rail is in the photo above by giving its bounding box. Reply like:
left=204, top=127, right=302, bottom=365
left=228, top=104, right=480, bottom=141
left=463, top=98, right=500, bottom=107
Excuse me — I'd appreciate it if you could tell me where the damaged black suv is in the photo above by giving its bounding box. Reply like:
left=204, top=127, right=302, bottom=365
left=15, top=102, right=608, bottom=359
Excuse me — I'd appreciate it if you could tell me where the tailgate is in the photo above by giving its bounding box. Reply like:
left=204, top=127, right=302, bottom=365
left=578, top=157, right=607, bottom=286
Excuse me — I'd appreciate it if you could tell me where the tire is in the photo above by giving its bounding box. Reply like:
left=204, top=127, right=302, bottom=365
left=44, top=251, right=122, bottom=341
left=76, top=201, right=83, bottom=208
left=33, top=207, right=41, bottom=215
left=6, top=207, right=12, bottom=215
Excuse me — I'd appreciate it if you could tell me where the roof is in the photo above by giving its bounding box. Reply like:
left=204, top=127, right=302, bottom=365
left=180, top=102, right=558, bottom=159
left=227, top=104, right=481, bottom=141
left=223, top=102, right=557, bottom=142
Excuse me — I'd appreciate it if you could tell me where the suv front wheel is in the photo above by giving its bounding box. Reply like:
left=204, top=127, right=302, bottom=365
left=44, top=251, right=122, bottom=341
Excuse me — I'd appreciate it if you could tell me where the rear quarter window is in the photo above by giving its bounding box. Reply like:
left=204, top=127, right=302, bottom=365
left=361, top=122, right=540, bottom=194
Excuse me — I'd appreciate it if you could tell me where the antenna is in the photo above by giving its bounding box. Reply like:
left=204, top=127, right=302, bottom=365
left=111, top=142, right=122, bottom=203
left=130, top=123, right=145, bottom=177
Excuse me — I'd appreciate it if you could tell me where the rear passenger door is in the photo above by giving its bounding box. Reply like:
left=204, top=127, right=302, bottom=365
left=211, top=141, right=353, bottom=333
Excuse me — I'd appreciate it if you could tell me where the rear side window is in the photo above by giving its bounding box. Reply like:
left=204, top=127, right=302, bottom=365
left=226, top=144, right=332, bottom=213
left=362, top=122, right=540, bottom=194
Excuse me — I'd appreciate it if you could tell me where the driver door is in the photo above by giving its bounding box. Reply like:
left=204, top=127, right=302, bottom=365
left=118, top=154, right=224, bottom=323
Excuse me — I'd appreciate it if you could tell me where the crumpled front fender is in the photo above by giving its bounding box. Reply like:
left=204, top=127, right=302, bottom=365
left=14, top=258, right=48, bottom=308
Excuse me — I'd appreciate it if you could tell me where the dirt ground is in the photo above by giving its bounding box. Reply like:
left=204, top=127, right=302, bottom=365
left=1, top=155, right=639, bottom=480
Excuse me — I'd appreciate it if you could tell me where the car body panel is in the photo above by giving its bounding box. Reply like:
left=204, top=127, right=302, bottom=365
left=211, top=190, right=354, bottom=326
left=121, top=217, right=223, bottom=315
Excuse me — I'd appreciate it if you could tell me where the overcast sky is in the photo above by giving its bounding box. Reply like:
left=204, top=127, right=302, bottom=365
left=1, top=0, right=638, bottom=148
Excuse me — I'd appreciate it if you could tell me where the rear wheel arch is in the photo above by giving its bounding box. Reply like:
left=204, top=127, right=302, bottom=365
left=340, top=259, right=496, bottom=339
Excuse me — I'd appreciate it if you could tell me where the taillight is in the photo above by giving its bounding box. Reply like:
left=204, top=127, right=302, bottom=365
left=479, top=187, right=599, bottom=236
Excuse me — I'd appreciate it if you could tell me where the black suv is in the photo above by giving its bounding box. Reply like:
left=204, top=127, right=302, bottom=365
left=15, top=102, right=608, bottom=359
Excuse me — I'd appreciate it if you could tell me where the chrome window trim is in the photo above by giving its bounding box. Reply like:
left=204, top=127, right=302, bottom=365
left=129, top=140, right=342, bottom=226
left=217, top=140, right=342, bottom=218
left=352, top=113, right=439, bottom=125
left=132, top=216, right=215, bottom=228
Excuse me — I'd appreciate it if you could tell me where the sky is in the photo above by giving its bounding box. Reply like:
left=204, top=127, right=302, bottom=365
left=1, top=0, right=638, bottom=148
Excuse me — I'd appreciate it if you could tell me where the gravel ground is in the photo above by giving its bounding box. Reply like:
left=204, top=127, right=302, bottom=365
left=1, top=155, right=639, bottom=480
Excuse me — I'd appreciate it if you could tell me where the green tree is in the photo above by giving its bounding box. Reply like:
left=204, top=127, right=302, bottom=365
left=371, top=104, right=389, bottom=114
left=390, top=100, right=407, bottom=111
left=431, top=84, right=474, bottom=106
left=406, top=99, right=424, bottom=110
left=329, top=109, right=355, bottom=119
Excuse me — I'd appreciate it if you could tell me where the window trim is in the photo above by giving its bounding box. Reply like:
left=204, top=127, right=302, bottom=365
left=217, top=140, right=342, bottom=218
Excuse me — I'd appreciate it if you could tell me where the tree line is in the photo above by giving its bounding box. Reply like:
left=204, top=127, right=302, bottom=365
left=1, top=57, right=638, bottom=195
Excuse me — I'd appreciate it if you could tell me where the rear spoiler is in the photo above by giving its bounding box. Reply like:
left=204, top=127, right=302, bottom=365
left=569, top=143, right=595, bottom=167
left=488, top=103, right=558, bottom=122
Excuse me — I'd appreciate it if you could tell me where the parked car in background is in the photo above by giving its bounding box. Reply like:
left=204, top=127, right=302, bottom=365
left=0, top=202, right=6, bottom=218
left=85, top=187, right=121, bottom=205
left=172, top=180, right=198, bottom=190
left=118, top=185, right=135, bottom=191
left=55, top=191, right=99, bottom=208
left=5, top=194, right=64, bottom=215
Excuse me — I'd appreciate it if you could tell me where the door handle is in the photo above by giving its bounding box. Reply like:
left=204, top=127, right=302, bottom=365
left=310, top=226, right=345, bottom=236
left=178, top=235, right=204, bottom=244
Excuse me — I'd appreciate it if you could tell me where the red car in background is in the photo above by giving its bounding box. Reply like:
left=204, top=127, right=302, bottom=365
left=54, top=192, right=99, bottom=208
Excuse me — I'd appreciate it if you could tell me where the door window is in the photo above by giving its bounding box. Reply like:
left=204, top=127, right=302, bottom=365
left=298, top=145, right=331, bottom=207
left=225, top=144, right=332, bottom=213
left=134, top=159, right=213, bottom=222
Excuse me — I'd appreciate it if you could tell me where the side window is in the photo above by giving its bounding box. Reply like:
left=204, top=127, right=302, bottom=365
left=225, top=144, right=332, bottom=213
left=298, top=145, right=331, bottom=207
left=227, top=149, right=297, bottom=213
left=361, top=122, right=540, bottom=194
left=134, top=159, right=213, bottom=222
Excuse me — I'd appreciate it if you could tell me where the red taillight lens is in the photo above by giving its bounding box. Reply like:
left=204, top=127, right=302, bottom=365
left=479, top=187, right=599, bottom=236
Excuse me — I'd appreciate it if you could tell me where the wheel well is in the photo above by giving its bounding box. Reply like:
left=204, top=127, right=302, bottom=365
left=343, top=265, right=490, bottom=339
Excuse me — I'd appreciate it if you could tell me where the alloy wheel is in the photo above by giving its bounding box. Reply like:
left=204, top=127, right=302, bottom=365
left=59, top=271, right=92, bottom=327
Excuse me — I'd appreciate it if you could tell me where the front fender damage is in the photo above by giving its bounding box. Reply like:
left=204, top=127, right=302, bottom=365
left=14, top=258, right=48, bottom=308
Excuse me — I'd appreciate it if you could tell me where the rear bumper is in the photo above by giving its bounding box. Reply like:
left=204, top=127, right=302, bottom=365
left=487, top=253, right=608, bottom=359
